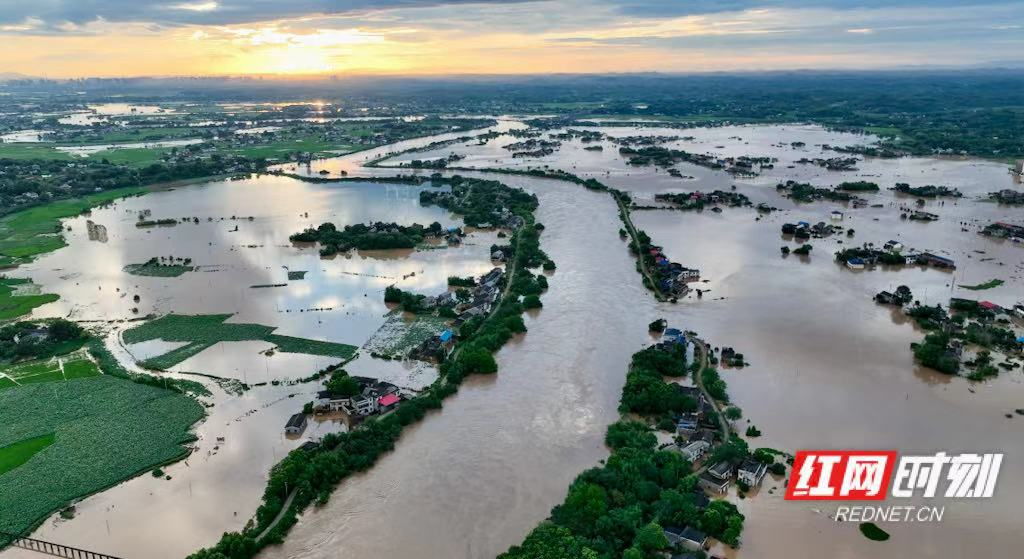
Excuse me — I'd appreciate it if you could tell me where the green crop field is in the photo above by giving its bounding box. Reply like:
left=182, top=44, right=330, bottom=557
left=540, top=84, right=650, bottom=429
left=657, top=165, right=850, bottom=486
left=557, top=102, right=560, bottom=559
left=0, top=351, right=101, bottom=389
left=0, top=374, right=203, bottom=536
left=0, top=434, right=55, bottom=476
left=0, top=278, right=59, bottom=321
left=123, top=314, right=356, bottom=370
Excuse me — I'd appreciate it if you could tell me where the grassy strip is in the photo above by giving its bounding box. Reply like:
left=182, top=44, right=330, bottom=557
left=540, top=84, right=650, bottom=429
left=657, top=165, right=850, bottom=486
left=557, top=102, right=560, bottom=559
left=961, top=279, right=1004, bottom=291
left=0, top=434, right=55, bottom=476
left=0, top=186, right=147, bottom=261
left=86, top=337, right=211, bottom=398
left=186, top=177, right=548, bottom=559
left=123, top=314, right=356, bottom=370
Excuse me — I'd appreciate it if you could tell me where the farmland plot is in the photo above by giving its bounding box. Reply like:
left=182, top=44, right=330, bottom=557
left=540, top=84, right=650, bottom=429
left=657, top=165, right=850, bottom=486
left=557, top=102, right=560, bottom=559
left=0, top=375, right=203, bottom=536
left=124, top=314, right=356, bottom=369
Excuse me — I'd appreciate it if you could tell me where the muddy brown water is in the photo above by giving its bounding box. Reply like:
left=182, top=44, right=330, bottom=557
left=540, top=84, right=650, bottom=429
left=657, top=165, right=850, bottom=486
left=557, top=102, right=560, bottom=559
left=4, top=121, right=1022, bottom=559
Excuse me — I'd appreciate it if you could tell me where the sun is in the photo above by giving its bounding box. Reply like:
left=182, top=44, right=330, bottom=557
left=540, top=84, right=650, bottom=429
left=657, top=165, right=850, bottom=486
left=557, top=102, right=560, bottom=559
left=261, top=45, right=333, bottom=75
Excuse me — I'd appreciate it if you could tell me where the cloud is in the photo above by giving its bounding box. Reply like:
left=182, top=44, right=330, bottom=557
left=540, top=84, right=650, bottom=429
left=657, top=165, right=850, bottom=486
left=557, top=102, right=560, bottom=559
left=0, top=0, right=542, bottom=32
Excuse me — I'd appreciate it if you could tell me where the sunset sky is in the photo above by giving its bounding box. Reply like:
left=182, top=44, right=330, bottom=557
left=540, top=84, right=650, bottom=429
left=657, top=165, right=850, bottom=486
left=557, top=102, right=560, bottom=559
left=1, top=1, right=1022, bottom=78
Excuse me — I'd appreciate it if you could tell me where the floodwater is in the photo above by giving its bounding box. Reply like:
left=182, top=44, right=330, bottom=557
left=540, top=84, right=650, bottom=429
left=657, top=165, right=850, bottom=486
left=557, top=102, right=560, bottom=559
left=54, top=139, right=205, bottom=157
left=1, top=174, right=498, bottom=558
left=273, top=123, right=1022, bottom=559
left=5, top=121, right=1023, bottom=559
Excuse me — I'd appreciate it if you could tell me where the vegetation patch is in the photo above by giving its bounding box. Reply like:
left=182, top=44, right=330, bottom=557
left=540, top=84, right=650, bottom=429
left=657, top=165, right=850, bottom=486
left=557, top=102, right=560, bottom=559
left=0, top=374, right=203, bottom=537
left=859, top=522, right=890, bottom=541
left=362, top=311, right=451, bottom=358
left=123, top=314, right=356, bottom=370
left=124, top=257, right=194, bottom=278
left=0, top=186, right=147, bottom=261
left=961, top=279, right=1003, bottom=291
left=0, top=278, right=59, bottom=321
left=0, top=433, right=55, bottom=476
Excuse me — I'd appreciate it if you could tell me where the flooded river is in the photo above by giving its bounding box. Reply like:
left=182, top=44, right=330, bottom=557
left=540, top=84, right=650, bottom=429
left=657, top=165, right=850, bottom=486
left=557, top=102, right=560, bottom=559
left=4, top=120, right=1022, bottom=558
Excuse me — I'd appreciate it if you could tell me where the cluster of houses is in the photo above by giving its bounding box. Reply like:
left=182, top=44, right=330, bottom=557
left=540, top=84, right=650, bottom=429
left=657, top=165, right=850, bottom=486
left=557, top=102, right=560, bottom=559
left=311, top=376, right=404, bottom=418
left=842, top=238, right=956, bottom=270
left=989, top=189, right=1024, bottom=205
left=781, top=220, right=836, bottom=238
left=698, top=457, right=769, bottom=495
left=982, top=221, right=1024, bottom=242
left=648, top=246, right=700, bottom=297
left=411, top=267, right=505, bottom=362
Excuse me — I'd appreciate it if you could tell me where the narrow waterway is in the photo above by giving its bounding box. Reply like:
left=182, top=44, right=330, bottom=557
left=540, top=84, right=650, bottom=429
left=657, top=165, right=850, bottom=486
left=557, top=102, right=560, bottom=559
left=262, top=170, right=662, bottom=559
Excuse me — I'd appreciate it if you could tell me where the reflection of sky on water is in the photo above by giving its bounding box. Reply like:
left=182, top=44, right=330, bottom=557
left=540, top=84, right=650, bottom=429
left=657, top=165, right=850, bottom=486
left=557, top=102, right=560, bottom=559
left=15, top=175, right=495, bottom=384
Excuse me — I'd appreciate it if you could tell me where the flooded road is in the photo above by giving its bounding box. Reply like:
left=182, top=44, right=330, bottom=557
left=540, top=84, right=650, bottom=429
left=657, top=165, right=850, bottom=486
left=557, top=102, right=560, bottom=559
left=5, top=121, right=1022, bottom=559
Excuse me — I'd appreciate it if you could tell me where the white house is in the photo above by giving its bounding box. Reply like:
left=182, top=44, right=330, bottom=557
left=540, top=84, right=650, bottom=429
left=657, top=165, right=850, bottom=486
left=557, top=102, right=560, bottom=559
left=738, top=458, right=768, bottom=487
left=678, top=440, right=710, bottom=462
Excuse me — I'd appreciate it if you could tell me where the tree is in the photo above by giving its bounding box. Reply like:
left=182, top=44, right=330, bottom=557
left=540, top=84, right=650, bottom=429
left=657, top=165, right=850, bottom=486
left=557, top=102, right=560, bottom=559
left=605, top=420, right=656, bottom=451
left=326, top=373, right=360, bottom=397
left=48, top=319, right=84, bottom=341
left=895, top=285, right=913, bottom=304
left=523, top=295, right=543, bottom=309
left=631, top=522, right=669, bottom=553
left=498, top=523, right=598, bottom=559
left=459, top=346, right=498, bottom=374
left=556, top=482, right=608, bottom=533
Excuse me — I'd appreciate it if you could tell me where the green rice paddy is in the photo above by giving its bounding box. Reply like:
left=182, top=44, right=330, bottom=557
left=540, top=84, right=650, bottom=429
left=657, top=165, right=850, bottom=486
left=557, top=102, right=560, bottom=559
left=123, top=314, right=357, bottom=370
left=0, top=350, right=101, bottom=389
left=0, top=434, right=56, bottom=476
left=0, top=374, right=203, bottom=536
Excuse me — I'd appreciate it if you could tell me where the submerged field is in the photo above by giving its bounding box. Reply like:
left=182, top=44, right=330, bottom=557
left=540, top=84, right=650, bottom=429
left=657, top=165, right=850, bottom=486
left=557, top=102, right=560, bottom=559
left=0, top=373, right=203, bottom=537
left=123, top=313, right=358, bottom=370
left=0, top=278, right=59, bottom=321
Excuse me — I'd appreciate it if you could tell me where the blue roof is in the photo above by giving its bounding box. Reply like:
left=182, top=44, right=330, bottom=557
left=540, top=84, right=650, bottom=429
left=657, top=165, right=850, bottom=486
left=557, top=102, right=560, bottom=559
left=1017, top=336, right=1024, bottom=344
left=664, top=328, right=682, bottom=337
left=848, top=257, right=864, bottom=264
left=439, top=330, right=453, bottom=342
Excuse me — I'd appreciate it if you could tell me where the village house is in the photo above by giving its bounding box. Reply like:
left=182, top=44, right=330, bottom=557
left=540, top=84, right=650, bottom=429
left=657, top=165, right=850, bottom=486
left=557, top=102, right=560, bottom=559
left=284, top=413, right=308, bottom=435
left=738, top=458, right=769, bottom=487
left=678, top=440, right=710, bottom=462
left=919, top=252, right=956, bottom=269
left=883, top=240, right=904, bottom=252
left=698, top=460, right=734, bottom=494
left=982, top=221, right=1024, bottom=239
left=874, top=291, right=900, bottom=305
left=663, top=526, right=709, bottom=551
left=676, top=413, right=700, bottom=436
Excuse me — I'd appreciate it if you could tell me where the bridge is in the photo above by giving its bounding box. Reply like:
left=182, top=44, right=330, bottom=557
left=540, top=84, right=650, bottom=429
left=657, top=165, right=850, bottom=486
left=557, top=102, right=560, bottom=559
left=0, top=532, right=123, bottom=559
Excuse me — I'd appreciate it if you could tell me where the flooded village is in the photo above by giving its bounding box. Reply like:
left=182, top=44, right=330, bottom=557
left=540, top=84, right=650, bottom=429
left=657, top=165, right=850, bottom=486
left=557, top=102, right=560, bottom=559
left=2, top=113, right=1023, bottom=559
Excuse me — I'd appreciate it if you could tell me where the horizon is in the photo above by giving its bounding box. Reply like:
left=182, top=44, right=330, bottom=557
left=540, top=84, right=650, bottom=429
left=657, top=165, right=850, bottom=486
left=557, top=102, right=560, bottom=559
left=2, top=1, right=1022, bottom=78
